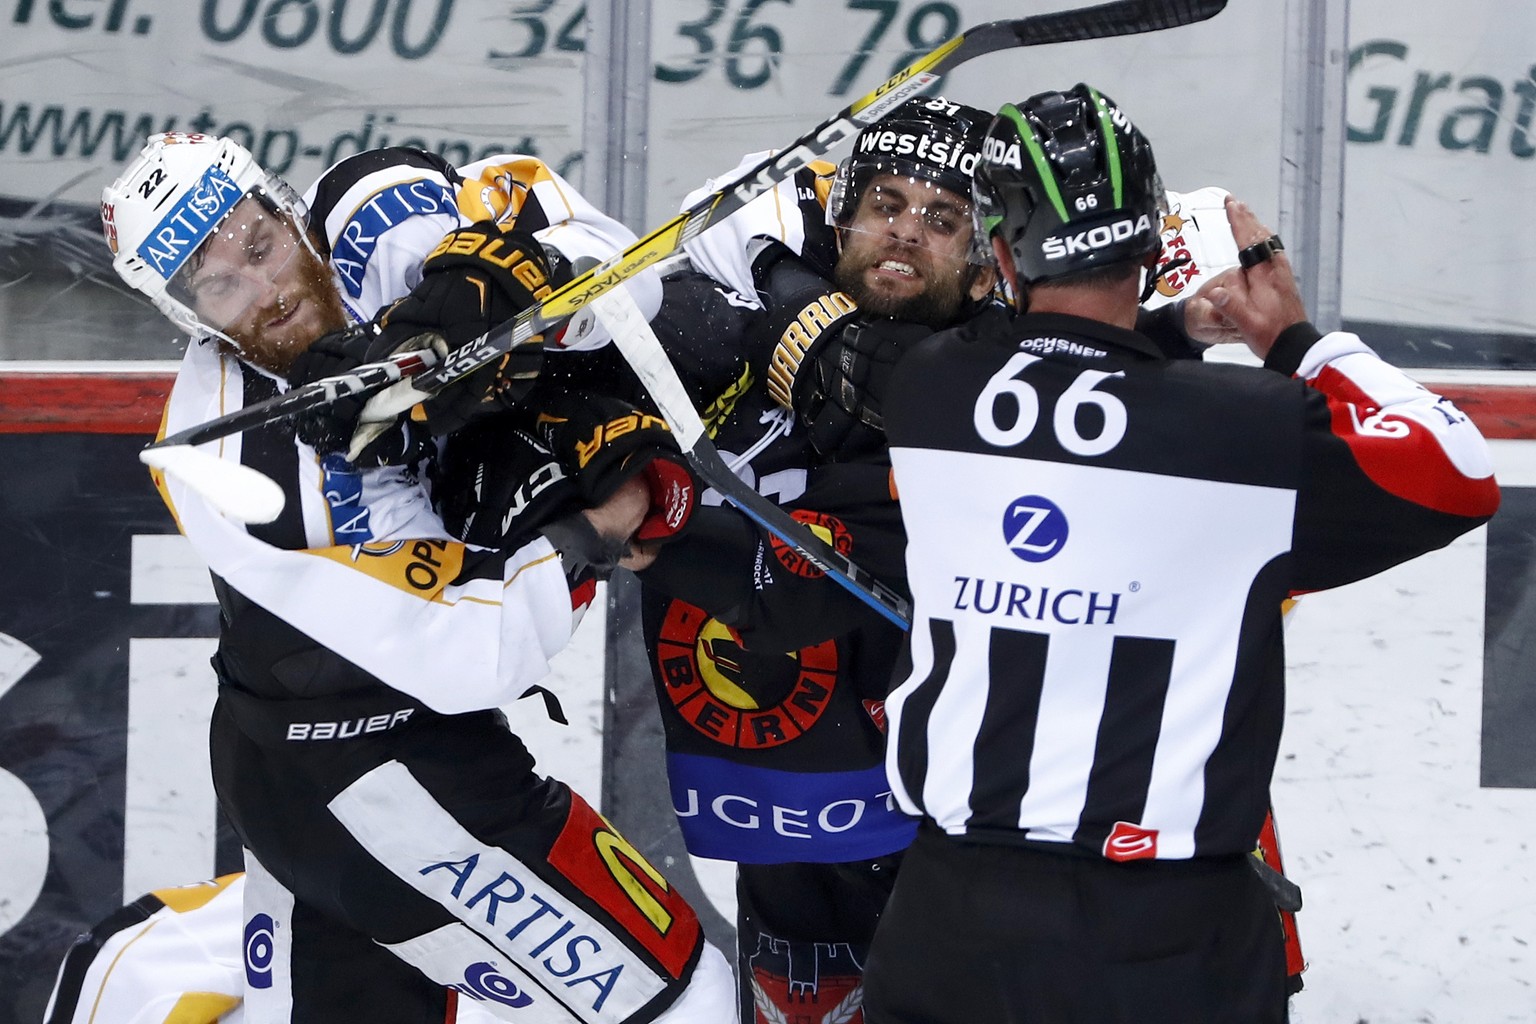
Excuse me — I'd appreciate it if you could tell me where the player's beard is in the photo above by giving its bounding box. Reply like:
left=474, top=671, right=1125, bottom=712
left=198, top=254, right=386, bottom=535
left=834, top=234, right=978, bottom=329
left=223, top=247, right=349, bottom=377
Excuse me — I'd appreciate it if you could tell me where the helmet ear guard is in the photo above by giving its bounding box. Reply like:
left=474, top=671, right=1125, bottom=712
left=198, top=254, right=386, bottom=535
left=973, top=84, right=1166, bottom=287
left=100, top=132, right=312, bottom=344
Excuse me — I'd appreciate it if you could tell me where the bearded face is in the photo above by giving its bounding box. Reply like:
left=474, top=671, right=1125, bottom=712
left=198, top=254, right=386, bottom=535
left=833, top=172, right=993, bottom=329
left=174, top=196, right=348, bottom=376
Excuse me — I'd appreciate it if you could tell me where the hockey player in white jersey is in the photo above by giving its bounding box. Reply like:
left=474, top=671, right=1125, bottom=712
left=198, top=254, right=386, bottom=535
left=93, top=132, right=732, bottom=1024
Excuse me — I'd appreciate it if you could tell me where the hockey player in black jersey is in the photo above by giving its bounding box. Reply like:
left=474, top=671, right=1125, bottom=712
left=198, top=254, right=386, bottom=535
left=604, top=99, right=996, bottom=1024
left=94, top=132, right=732, bottom=1024
left=562, top=98, right=1247, bottom=1024
left=857, top=84, right=1500, bottom=1024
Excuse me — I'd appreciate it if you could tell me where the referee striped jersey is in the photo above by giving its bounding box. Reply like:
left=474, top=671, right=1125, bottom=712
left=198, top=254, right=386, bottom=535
left=882, top=311, right=1498, bottom=860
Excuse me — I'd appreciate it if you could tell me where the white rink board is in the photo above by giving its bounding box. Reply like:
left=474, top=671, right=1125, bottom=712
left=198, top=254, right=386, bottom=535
left=1274, top=439, right=1536, bottom=1023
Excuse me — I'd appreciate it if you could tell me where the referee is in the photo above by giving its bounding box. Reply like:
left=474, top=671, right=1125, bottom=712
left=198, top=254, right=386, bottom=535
left=862, top=84, right=1501, bottom=1024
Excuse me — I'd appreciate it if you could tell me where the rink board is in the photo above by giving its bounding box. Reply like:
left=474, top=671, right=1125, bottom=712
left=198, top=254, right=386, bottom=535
left=1, top=367, right=1534, bottom=1024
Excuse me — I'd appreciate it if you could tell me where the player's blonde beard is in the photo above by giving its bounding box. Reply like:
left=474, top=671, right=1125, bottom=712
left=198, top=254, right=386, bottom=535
left=219, top=236, right=349, bottom=377
left=834, top=226, right=987, bottom=329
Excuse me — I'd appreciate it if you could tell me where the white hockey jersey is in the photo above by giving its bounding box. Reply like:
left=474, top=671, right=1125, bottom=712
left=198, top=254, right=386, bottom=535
left=153, top=150, right=640, bottom=716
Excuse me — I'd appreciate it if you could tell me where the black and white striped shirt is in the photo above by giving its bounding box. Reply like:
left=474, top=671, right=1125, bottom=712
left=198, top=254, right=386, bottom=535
left=883, top=311, right=1499, bottom=860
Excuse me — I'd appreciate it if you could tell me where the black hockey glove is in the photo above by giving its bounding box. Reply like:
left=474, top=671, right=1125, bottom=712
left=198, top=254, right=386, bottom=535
left=435, top=413, right=583, bottom=549
left=526, top=387, right=697, bottom=545
left=285, top=323, right=433, bottom=466
left=406, top=220, right=558, bottom=434
left=749, top=241, right=931, bottom=461
left=790, top=316, right=933, bottom=461
left=286, top=221, right=557, bottom=458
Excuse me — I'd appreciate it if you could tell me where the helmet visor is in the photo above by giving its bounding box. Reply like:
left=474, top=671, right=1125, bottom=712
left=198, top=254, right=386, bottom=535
left=834, top=173, right=991, bottom=328
left=163, top=187, right=317, bottom=340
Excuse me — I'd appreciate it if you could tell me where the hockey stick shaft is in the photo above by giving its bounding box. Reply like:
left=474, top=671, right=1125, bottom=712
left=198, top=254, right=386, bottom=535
left=589, top=286, right=913, bottom=629
left=151, top=349, right=439, bottom=450
left=419, top=0, right=1227, bottom=391
left=143, top=0, right=1227, bottom=451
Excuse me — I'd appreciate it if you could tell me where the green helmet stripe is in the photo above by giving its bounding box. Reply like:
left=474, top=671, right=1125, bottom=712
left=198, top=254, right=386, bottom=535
left=998, top=103, right=1069, bottom=223
left=1087, top=86, right=1124, bottom=208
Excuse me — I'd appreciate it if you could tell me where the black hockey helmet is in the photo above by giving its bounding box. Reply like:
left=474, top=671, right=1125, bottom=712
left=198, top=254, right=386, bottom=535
left=827, top=96, right=992, bottom=233
left=973, top=84, right=1165, bottom=285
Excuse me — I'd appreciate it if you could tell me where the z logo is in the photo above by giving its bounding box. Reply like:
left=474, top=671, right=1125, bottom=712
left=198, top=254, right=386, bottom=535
left=1002, top=495, right=1069, bottom=563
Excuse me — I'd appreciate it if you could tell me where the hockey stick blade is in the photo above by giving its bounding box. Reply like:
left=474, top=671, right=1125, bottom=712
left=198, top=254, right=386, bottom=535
left=141, top=444, right=287, bottom=524
left=590, top=285, right=913, bottom=630
left=147, top=0, right=1226, bottom=451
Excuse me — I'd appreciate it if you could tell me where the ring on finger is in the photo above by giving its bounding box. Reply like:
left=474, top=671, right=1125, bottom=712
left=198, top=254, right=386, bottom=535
left=1238, top=234, right=1285, bottom=269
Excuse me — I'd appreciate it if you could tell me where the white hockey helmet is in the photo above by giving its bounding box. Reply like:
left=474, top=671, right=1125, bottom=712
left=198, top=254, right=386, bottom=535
left=101, top=132, right=313, bottom=344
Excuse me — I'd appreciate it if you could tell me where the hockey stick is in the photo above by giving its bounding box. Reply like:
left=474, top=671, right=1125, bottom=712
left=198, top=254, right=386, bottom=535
left=149, top=349, right=439, bottom=452
left=590, top=285, right=913, bottom=628
left=142, top=0, right=1228, bottom=457
left=143, top=349, right=440, bottom=524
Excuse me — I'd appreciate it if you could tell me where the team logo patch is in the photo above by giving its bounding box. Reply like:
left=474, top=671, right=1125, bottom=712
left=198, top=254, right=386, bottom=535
left=656, top=599, right=838, bottom=749
left=243, top=912, right=275, bottom=989
left=546, top=790, right=701, bottom=978
left=769, top=510, right=853, bottom=579
left=749, top=934, right=866, bottom=1024
left=460, top=963, right=534, bottom=1008
left=1002, top=495, right=1069, bottom=562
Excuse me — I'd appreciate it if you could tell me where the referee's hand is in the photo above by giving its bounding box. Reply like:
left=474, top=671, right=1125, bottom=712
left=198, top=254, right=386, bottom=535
left=1199, top=196, right=1310, bottom=360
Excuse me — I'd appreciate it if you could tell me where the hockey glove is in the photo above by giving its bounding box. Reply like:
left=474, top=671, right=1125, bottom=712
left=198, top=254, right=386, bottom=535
left=406, top=220, right=559, bottom=435
left=286, top=323, right=434, bottom=466
left=435, top=413, right=583, bottom=549
left=790, top=316, right=933, bottom=461
left=286, top=221, right=557, bottom=458
left=526, top=387, right=697, bottom=545
left=749, top=241, right=930, bottom=460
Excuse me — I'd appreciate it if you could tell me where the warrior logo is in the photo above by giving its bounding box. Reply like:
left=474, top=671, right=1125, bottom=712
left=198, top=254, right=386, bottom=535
left=657, top=599, right=838, bottom=749
left=1002, top=495, right=1068, bottom=562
